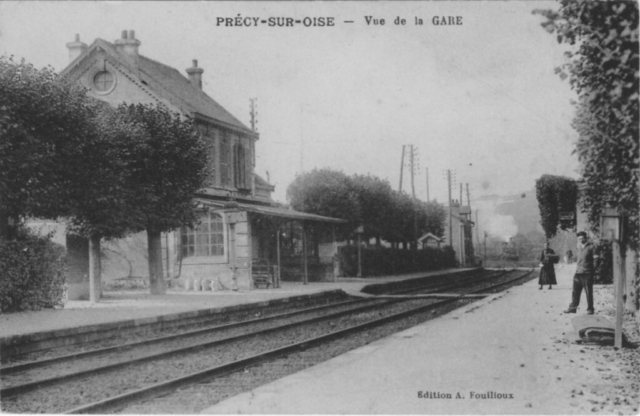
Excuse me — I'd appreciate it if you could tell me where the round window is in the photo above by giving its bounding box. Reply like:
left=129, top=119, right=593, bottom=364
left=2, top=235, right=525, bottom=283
left=93, top=71, right=114, bottom=92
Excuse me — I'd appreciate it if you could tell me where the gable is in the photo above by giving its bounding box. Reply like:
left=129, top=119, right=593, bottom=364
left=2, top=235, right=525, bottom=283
left=61, top=37, right=254, bottom=137
left=62, top=39, right=181, bottom=112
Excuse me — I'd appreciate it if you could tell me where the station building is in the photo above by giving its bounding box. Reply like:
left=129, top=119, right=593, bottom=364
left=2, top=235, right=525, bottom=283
left=43, top=30, right=344, bottom=299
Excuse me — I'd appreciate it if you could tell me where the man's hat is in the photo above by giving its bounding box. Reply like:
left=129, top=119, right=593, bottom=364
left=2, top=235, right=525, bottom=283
left=577, top=231, right=588, bottom=238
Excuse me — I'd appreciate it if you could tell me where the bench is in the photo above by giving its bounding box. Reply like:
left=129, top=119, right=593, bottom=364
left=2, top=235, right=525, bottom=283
left=252, top=258, right=273, bottom=289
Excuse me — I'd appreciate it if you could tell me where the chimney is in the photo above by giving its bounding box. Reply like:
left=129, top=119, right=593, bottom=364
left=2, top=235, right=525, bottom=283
left=186, top=59, right=204, bottom=90
left=66, top=34, right=87, bottom=63
left=114, top=30, right=141, bottom=66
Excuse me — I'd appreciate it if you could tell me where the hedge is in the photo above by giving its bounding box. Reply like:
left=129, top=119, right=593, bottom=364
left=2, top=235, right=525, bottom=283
left=0, top=227, right=67, bottom=313
left=337, top=245, right=458, bottom=277
left=593, top=239, right=613, bottom=284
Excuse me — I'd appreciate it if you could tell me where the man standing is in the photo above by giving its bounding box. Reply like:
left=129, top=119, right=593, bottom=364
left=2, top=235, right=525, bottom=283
left=564, top=231, right=596, bottom=315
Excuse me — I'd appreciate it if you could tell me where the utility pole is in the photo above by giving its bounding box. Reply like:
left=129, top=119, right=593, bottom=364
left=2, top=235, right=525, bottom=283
left=426, top=167, right=430, bottom=202
left=460, top=183, right=463, bottom=206
left=410, top=145, right=418, bottom=253
left=249, top=98, right=258, bottom=168
left=399, top=145, right=405, bottom=192
left=300, top=106, right=304, bottom=173
left=466, top=183, right=471, bottom=210
left=249, top=98, right=258, bottom=132
left=475, top=210, right=481, bottom=248
left=410, top=145, right=416, bottom=198
left=484, top=231, right=487, bottom=261
left=447, top=170, right=452, bottom=247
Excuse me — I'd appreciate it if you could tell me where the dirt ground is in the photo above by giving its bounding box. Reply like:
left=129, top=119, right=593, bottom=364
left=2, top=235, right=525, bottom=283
left=204, top=268, right=640, bottom=415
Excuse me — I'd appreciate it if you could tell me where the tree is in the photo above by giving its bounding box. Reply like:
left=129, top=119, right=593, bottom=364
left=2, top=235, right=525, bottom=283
left=351, top=174, right=394, bottom=245
left=287, top=169, right=448, bottom=247
left=534, top=1, right=639, bottom=249
left=0, top=57, right=150, bottom=302
left=66, top=107, right=150, bottom=301
left=535, top=174, right=578, bottom=240
left=0, top=57, right=104, bottom=236
left=420, top=199, right=447, bottom=238
left=117, top=103, right=209, bottom=295
left=287, top=168, right=360, bottom=240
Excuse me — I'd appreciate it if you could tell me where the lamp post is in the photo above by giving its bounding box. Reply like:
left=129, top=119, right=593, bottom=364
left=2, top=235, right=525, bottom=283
left=600, top=204, right=626, bottom=349
left=356, top=225, right=364, bottom=278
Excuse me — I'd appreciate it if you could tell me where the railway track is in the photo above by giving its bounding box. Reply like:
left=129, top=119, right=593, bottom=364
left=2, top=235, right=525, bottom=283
left=0, top=268, right=534, bottom=414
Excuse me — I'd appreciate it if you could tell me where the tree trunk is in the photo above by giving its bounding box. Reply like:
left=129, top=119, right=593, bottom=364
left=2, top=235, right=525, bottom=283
left=147, top=229, right=166, bottom=295
left=89, top=234, right=102, bottom=302
left=0, top=204, right=18, bottom=240
left=0, top=205, right=8, bottom=239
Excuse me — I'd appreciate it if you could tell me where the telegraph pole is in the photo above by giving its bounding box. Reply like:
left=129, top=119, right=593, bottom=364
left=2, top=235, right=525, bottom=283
left=249, top=98, right=258, bottom=167
left=249, top=98, right=258, bottom=132
left=426, top=167, right=430, bottom=202
left=476, top=210, right=481, bottom=248
left=447, top=170, right=452, bottom=247
left=410, top=145, right=417, bottom=252
left=410, top=145, right=416, bottom=198
left=460, top=183, right=463, bottom=206
left=399, top=145, right=405, bottom=192
left=466, top=183, right=471, bottom=210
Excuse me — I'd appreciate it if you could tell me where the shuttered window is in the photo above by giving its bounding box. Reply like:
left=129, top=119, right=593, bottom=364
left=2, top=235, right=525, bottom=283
left=234, top=143, right=246, bottom=189
left=207, top=135, right=216, bottom=186
left=220, top=134, right=230, bottom=187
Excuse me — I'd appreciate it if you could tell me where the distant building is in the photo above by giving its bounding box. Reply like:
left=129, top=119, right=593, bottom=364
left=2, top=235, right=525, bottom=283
left=38, top=30, right=343, bottom=298
left=417, top=232, right=442, bottom=249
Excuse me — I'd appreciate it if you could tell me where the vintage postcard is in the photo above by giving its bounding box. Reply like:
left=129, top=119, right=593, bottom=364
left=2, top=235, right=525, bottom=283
left=1, top=1, right=637, bottom=415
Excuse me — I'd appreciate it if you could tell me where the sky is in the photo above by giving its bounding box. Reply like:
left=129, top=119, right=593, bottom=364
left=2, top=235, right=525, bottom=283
left=0, top=1, right=581, bottom=218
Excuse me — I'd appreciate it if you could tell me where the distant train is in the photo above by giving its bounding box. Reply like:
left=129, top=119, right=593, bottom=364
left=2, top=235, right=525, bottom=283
left=500, top=241, right=519, bottom=262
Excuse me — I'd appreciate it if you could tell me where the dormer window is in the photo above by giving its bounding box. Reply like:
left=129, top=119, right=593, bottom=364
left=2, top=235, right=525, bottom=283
left=93, top=71, right=115, bottom=93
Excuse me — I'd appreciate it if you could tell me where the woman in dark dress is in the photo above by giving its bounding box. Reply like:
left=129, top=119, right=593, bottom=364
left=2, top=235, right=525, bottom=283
left=538, top=242, right=558, bottom=290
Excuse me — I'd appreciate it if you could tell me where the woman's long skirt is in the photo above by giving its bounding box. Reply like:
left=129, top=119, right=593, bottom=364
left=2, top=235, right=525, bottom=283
left=538, top=265, right=557, bottom=285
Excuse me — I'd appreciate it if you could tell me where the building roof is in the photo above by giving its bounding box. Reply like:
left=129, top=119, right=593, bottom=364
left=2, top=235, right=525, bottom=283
left=61, top=37, right=253, bottom=136
left=198, top=199, right=346, bottom=224
left=254, top=174, right=275, bottom=191
left=137, top=55, right=252, bottom=134
left=417, top=232, right=442, bottom=243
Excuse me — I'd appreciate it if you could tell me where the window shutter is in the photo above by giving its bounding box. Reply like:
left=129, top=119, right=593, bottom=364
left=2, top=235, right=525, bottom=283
left=220, top=134, right=230, bottom=187
left=208, top=135, right=216, bottom=186
left=244, top=140, right=252, bottom=190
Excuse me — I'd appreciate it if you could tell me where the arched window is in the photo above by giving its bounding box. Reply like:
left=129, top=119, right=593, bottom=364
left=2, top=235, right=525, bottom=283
left=181, top=212, right=224, bottom=257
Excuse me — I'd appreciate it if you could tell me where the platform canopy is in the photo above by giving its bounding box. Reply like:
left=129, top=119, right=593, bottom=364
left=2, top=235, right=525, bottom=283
left=197, top=199, right=347, bottom=224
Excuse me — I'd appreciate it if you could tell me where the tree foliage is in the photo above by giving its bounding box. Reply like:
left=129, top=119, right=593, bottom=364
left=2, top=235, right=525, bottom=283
left=0, top=57, right=105, bottom=225
left=535, top=174, right=578, bottom=239
left=1, top=57, right=210, bottom=297
left=116, top=103, right=209, bottom=233
left=286, top=168, right=446, bottom=245
left=286, top=169, right=360, bottom=240
left=0, top=226, right=66, bottom=313
left=534, top=1, right=639, bottom=249
left=115, top=103, right=209, bottom=294
left=66, top=106, right=148, bottom=240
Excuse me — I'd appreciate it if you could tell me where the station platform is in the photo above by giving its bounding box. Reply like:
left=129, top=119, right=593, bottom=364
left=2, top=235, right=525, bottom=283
left=0, top=268, right=469, bottom=340
left=1, top=266, right=637, bottom=414
left=202, top=263, right=640, bottom=415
